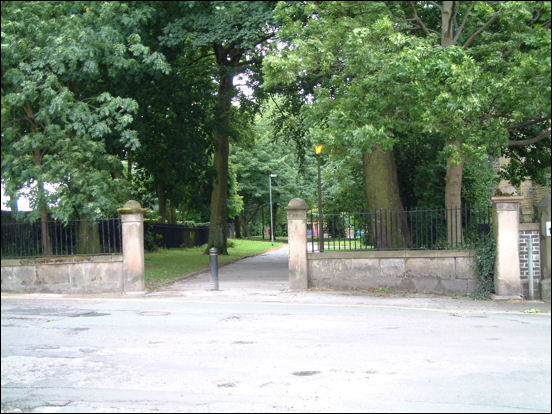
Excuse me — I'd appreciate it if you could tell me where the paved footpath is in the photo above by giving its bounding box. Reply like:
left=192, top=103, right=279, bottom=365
left=146, top=245, right=552, bottom=315
left=2, top=245, right=551, bottom=413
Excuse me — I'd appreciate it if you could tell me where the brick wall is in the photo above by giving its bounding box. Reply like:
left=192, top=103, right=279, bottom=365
left=519, top=223, right=541, bottom=299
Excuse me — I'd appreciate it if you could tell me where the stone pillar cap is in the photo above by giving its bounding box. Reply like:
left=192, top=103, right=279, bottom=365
left=285, top=198, right=309, bottom=211
left=490, top=196, right=524, bottom=203
left=117, top=200, right=148, bottom=214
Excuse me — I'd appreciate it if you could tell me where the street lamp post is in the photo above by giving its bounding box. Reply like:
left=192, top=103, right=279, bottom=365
left=315, top=145, right=324, bottom=252
left=269, top=173, right=277, bottom=246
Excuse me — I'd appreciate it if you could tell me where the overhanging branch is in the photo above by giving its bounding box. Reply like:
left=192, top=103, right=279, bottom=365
left=409, top=2, right=430, bottom=36
left=508, top=128, right=551, bottom=147
left=463, top=9, right=501, bottom=49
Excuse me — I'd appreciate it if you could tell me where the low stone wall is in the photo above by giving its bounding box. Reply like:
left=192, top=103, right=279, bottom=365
left=1, top=255, right=124, bottom=294
left=1, top=200, right=147, bottom=294
left=307, top=250, right=476, bottom=295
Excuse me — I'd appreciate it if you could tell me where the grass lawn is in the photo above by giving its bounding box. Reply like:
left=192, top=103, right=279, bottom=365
left=144, top=238, right=284, bottom=289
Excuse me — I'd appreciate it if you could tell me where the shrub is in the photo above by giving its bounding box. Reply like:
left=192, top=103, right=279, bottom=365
left=145, top=229, right=163, bottom=252
left=471, top=233, right=496, bottom=300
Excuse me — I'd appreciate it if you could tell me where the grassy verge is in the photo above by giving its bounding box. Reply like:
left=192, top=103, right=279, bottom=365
left=247, top=235, right=288, bottom=243
left=144, top=238, right=284, bottom=289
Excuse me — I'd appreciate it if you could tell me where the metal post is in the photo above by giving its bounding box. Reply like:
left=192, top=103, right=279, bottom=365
left=209, top=247, right=219, bottom=290
left=317, top=153, right=324, bottom=252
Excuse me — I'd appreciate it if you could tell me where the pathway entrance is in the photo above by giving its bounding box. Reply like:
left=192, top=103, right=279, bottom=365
left=147, top=245, right=289, bottom=296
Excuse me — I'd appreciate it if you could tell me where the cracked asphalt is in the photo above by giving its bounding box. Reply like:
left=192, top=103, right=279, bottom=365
left=2, top=246, right=551, bottom=413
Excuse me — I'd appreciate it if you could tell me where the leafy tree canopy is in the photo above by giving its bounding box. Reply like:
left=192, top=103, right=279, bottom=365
left=1, top=1, right=170, bottom=222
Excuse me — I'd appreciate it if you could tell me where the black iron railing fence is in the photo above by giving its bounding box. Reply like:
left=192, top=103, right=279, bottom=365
left=307, top=206, right=492, bottom=252
left=1, top=218, right=122, bottom=259
left=144, top=222, right=210, bottom=249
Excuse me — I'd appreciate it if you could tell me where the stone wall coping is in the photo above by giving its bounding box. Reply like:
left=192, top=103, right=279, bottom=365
left=520, top=223, right=540, bottom=231
left=2, top=254, right=123, bottom=267
left=491, top=196, right=524, bottom=203
left=307, top=249, right=474, bottom=260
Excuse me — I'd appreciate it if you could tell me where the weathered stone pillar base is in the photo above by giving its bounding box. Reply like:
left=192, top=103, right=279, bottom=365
left=118, top=200, right=147, bottom=293
left=491, top=196, right=523, bottom=300
left=286, top=198, right=309, bottom=290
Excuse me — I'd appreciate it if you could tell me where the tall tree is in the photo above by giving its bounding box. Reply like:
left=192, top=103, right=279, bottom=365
left=265, top=1, right=550, bottom=246
left=1, top=1, right=169, bottom=254
left=394, top=1, right=551, bottom=242
left=160, top=1, right=277, bottom=254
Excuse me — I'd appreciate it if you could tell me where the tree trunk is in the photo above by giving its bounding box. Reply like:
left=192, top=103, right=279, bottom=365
left=156, top=181, right=167, bottom=223
left=24, top=101, right=52, bottom=257
left=440, top=3, right=465, bottom=247
left=241, top=210, right=251, bottom=238
left=208, top=129, right=230, bottom=254
left=39, top=208, right=52, bottom=256
left=234, top=215, right=242, bottom=239
left=441, top=1, right=456, bottom=47
left=78, top=215, right=101, bottom=254
left=362, top=146, right=409, bottom=248
left=168, top=205, right=177, bottom=224
left=207, top=67, right=233, bottom=254
left=444, top=140, right=465, bottom=247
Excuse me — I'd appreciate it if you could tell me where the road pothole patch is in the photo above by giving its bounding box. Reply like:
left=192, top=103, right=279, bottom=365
left=292, top=371, right=320, bottom=376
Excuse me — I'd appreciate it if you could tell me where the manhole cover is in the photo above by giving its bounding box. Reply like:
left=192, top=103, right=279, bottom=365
left=138, top=311, right=171, bottom=317
left=71, top=312, right=110, bottom=318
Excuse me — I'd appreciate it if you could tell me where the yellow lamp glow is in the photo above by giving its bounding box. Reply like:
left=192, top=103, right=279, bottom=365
left=314, top=144, right=324, bottom=155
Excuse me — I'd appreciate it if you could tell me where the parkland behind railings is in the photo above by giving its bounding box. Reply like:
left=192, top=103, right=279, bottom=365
left=1, top=216, right=122, bottom=259
left=307, top=206, right=492, bottom=252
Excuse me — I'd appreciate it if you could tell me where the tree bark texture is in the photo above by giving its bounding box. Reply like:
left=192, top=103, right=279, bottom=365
left=24, top=102, right=52, bottom=256
left=207, top=64, right=233, bottom=254
left=234, top=215, right=242, bottom=239
left=78, top=215, right=101, bottom=255
left=207, top=129, right=230, bottom=253
left=362, top=146, right=410, bottom=248
left=156, top=181, right=167, bottom=224
left=444, top=140, right=465, bottom=247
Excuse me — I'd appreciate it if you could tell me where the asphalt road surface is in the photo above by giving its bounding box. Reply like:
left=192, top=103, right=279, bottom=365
left=2, top=295, right=551, bottom=413
left=1, top=247, right=551, bottom=413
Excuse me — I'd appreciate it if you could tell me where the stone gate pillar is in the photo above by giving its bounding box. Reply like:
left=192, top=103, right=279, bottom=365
left=286, top=198, right=309, bottom=290
left=491, top=195, right=524, bottom=299
left=118, top=200, right=147, bottom=292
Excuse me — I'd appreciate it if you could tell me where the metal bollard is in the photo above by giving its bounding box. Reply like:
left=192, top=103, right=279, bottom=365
left=209, top=247, right=219, bottom=290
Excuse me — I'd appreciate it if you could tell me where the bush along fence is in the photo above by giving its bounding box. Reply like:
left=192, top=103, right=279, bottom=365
left=1, top=200, right=147, bottom=294
left=287, top=194, right=545, bottom=299
left=144, top=222, right=209, bottom=251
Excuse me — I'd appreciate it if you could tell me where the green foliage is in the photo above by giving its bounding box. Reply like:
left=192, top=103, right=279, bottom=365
left=144, top=229, right=163, bottom=252
left=264, top=1, right=550, bottom=211
left=1, top=1, right=169, bottom=222
left=472, top=233, right=496, bottom=300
